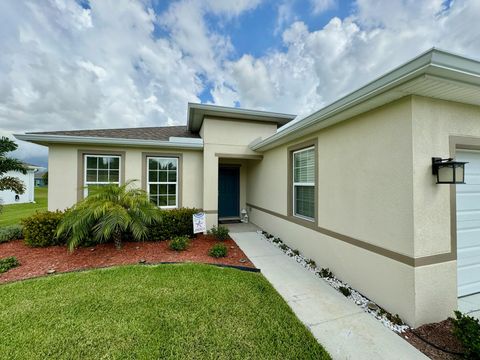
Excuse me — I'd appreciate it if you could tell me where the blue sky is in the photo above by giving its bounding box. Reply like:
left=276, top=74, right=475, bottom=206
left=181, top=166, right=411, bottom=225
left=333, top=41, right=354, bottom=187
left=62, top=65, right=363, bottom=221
left=0, top=0, right=478, bottom=166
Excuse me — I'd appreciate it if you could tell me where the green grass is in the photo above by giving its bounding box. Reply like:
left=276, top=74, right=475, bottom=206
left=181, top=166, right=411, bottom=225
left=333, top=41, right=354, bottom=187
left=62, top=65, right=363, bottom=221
left=0, top=187, right=47, bottom=227
left=0, top=264, right=330, bottom=360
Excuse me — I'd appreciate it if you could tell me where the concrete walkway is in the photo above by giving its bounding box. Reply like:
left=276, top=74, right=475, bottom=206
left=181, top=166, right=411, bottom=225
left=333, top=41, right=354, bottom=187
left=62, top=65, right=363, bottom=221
left=230, top=230, right=428, bottom=360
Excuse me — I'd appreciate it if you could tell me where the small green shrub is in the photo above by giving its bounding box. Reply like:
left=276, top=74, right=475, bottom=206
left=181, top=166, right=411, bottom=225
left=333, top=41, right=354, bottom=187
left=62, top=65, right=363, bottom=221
left=319, top=268, right=333, bottom=278
left=0, top=256, right=19, bottom=273
left=209, top=243, right=228, bottom=258
left=279, top=244, right=288, bottom=251
left=306, top=259, right=316, bottom=268
left=338, top=286, right=351, bottom=297
left=386, top=313, right=403, bottom=326
left=207, top=225, right=229, bottom=241
left=0, top=225, right=23, bottom=243
left=292, top=249, right=300, bottom=256
left=22, top=211, right=66, bottom=247
left=452, top=310, right=480, bottom=359
left=272, top=237, right=282, bottom=244
left=149, top=208, right=200, bottom=241
left=169, top=236, right=190, bottom=251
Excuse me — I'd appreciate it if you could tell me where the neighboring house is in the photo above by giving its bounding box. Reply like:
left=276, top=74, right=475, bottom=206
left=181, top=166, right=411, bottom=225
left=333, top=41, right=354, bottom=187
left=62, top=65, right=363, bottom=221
left=0, top=164, right=37, bottom=204
left=35, top=171, right=47, bottom=187
left=15, top=48, right=480, bottom=328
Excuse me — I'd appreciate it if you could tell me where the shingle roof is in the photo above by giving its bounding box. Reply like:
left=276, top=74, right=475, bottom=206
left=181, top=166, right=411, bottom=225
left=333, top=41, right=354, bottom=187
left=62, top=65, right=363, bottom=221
left=28, top=126, right=199, bottom=141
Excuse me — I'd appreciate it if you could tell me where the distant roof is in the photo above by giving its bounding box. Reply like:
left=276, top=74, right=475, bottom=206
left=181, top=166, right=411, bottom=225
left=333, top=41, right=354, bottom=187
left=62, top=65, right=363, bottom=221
left=27, top=125, right=199, bottom=141
left=187, top=103, right=296, bottom=132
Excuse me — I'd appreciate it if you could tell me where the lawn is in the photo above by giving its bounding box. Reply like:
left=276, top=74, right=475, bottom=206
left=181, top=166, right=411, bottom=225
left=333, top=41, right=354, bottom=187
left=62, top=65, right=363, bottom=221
left=0, top=187, right=47, bottom=226
left=0, top=264, right=330, bottom=360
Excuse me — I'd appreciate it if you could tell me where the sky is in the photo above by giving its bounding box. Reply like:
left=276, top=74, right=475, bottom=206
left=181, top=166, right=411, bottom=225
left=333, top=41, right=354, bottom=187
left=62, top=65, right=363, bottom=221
left=1, top=0, right=480, bottom=167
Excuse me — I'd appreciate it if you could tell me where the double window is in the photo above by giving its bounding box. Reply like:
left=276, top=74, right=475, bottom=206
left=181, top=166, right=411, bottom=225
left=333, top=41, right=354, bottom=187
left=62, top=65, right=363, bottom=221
left=293, top=147, right=315, bottom=220
left=84, top=155, right=121, bottom=196
left=147, top=157, right=178, bottom=208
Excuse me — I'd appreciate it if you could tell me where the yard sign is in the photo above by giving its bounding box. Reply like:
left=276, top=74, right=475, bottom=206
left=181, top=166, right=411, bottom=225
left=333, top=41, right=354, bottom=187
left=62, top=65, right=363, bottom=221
left=193, top=212, right=206, bottom=234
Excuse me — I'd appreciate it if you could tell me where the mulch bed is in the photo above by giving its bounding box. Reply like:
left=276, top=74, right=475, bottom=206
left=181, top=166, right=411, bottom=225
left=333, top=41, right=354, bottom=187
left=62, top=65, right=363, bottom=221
left=401, top=319, right=464, bottom=360
left=0, top=234, right=255, bottom=284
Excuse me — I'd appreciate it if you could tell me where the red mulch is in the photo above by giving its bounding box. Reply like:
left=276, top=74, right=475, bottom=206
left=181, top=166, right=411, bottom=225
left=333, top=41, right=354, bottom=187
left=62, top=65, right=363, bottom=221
left=401, top=319, right=464, bottom=360
left=0, top=235, right=255, bottom=284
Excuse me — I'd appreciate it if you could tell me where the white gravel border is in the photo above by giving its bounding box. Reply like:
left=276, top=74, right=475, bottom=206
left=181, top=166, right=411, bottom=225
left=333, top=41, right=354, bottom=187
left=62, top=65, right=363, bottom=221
left=258, top=230, right=410, bottom=333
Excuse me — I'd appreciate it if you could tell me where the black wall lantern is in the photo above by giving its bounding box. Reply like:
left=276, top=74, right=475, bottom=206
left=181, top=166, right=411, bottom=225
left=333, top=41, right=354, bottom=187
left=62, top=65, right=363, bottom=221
left=432, top=157, right=468, bottom=184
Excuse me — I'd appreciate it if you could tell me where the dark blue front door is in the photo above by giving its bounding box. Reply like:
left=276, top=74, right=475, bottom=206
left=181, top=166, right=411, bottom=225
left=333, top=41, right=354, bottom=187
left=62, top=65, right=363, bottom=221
left=218, top=166, right=240, bottom=218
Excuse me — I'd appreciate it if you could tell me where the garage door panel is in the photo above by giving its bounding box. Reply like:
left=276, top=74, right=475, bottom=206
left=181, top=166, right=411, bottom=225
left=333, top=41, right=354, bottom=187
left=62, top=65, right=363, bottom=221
left=457, top=150, right=480, bottom=297
left=456, top=192, right=480, bottom=211
left=457, top=227, right=480, bottom=248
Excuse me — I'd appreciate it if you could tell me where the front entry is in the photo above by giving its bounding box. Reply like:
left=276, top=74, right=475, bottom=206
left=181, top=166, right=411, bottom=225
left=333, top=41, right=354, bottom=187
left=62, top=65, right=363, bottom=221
left=218, top=166, right=240, bottom=219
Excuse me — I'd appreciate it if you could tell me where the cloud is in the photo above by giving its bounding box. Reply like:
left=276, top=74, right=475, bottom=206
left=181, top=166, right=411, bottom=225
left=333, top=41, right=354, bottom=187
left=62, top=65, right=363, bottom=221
left=2, top=0, right=480, bottom=165
left=311, top=0, right=337, bottom=15
left=215, top=0, right=480, bottom=119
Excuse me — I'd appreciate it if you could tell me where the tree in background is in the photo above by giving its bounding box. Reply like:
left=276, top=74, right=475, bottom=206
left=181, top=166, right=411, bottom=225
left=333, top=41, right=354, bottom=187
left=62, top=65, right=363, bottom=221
left=0, top=137, right=26, bottom=194
left=42, top=171, right=48, bottom=185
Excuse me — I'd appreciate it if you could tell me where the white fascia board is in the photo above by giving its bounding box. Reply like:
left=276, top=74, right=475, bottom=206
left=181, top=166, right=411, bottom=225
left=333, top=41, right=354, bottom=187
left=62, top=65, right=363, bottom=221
left=14, top=133, right=204, bottom=150
left=251, top=48, right=480, bottom=151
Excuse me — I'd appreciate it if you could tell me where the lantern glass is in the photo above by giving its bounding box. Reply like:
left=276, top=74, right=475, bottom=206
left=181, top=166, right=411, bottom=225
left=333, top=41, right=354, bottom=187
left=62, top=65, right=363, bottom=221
left=455, top=165, right=465, bottom=183
left=437, top=165, right=454, bottom=183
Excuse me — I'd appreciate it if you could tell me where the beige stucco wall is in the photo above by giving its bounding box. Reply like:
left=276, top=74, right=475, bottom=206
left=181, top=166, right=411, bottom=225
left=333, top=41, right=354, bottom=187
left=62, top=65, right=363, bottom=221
left=201, top=117, right=277, bottom=227
left=247, top=97, right=422, bottom=324
left=47, top=144, right=203, bottom=211
left=248, top=95, right=480, bottom=326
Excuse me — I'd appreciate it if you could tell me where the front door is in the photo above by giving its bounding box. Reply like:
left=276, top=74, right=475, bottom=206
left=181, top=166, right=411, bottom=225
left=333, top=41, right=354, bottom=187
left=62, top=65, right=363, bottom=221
left=218, top=166, right=240, bottom=219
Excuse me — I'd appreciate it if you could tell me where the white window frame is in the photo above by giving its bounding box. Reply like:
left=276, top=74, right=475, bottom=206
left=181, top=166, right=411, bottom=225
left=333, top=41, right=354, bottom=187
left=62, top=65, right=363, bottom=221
left=147, top=156, right=178, bottom=209
left=292, top=146, right=315, bottom=221
left=83, top=154, right=121, bottom=197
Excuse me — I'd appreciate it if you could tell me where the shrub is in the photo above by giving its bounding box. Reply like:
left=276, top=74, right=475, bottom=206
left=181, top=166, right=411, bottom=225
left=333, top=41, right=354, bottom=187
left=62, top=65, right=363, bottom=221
left=209, top=243, right=228, bottom=258
left=272, top=237, right=282, bottom=244
left=279, top=244, right=288, bottom=251
left=148, top=208, right=200, bottom=241
left=306, top=259, right=316, bottom=268
left=338, top=286, right=351, bottom=297
left=22, top=211, right=66, bottom=247
left=292, top=249, right=300, bottom=256
left=319, top=268, right=333, bottom=278
left=169, top=235, right=190, bottom=251
left=207, top=225, right=229, bottom=241
left=0, top=225, right=23, bottom=243
left=386, top=313, right=403, bottom=326
left=57, top=181, right=160, bottom=250
left=452, top=310, right=480, bottom=359
left=0, top=256, right=19, bottom=273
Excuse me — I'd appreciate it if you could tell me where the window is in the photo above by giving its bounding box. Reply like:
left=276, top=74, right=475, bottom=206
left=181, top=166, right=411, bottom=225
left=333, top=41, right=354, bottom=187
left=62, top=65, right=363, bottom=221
left=84, top=155, right=121, bottom=196
left=147, top=157, right=178, bottom=208
left=293, top=147, right=315, bottom=220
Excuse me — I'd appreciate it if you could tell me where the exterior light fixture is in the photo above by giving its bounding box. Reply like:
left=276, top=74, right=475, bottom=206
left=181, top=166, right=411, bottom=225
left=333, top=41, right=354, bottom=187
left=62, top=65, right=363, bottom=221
left=432, top=157, right=468, bottom=184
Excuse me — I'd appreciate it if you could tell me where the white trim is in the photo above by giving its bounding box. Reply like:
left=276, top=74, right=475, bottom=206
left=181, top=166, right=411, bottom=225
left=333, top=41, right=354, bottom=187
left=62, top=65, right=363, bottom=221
left=146, top=156, right=178, bottom=209
left=292, top=147, right=315, bottom=221
left=83, top=154, right=121, bottom=197
left=14, top=133, right=204, bottom=150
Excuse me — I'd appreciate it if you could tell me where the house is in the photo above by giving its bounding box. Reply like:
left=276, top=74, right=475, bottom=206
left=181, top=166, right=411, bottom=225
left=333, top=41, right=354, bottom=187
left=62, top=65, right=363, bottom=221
left=14, top=48, right=480, bottom=328
left=34, top=171, right=47, bottom=187
left=0, top=164, right=37, bottom=204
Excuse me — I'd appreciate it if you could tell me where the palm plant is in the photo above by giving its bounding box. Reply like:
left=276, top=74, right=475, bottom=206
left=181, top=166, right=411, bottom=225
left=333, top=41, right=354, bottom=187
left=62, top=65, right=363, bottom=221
left=0, top=137, right=27, bottom=194
left=57, top=180, right=161, bottom=250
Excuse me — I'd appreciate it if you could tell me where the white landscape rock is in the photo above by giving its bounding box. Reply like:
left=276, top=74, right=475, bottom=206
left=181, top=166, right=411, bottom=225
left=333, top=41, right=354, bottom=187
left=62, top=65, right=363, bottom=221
left=257, top=230, right=410, bottom=333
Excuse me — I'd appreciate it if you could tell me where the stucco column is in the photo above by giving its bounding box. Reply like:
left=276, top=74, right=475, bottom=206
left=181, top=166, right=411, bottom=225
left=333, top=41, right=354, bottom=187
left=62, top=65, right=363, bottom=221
left=203, top=146, right=218, bottom=229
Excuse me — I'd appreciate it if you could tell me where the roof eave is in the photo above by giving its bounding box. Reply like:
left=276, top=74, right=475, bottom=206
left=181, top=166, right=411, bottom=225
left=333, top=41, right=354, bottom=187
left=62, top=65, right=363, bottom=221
left=14, top=134, right=204, bottom=150
left=187, top=103, right=296, bottom=132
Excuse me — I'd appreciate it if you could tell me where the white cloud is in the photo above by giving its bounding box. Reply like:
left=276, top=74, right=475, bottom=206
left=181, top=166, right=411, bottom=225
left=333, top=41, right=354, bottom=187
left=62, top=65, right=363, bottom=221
left=216, top=0, right=480, bottom=119
left=311, top=0, right=337, bottom=15
left=2, top=0, right=480, bottom=165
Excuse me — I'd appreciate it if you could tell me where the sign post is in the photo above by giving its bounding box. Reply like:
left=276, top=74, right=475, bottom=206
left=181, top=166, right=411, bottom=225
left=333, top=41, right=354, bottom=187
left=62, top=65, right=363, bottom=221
left=193, top=212, right=206, bottom=234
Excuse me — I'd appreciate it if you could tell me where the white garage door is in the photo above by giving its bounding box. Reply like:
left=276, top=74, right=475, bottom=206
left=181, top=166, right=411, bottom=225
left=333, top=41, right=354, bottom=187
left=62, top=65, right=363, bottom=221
left=457, top=150, right=480, bottom=297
